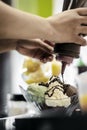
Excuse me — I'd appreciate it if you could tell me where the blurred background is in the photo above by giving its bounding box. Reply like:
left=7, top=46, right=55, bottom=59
left=0, top=0, right=87, bottom=117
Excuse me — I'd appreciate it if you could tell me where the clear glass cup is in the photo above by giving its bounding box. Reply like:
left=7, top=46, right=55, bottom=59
left=76, top=72, right=87, bottom=112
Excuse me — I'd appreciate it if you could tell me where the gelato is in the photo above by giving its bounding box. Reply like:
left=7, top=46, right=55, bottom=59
left=44, top=76, right=71, bottom=107
left=27, top=83, right=47, bottom=104
left=27, top=76, right=77, bottom=109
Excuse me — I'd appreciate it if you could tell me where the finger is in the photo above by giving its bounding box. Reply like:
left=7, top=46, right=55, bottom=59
left=79, top=26, right=87, bottom=35
left=17, top=45, right=53, bottom=62
left=32, top=49, right=53, bottom=62
left=44, top=40, right=55, bottom=47
left=27, top=48, right=53, bottom=62
left=32, top=49, right=44, bottom=59
left=74, top=35, right=87, bottom=46
left=18, top=39, right=54, bottom=53
left=80, top=17, right=87, bottom=25
left=40, top=54, right=53, bottom=63
left=22, top=48, right=42, bottom=60
left=17, top=39, right=37, bottom=49
left=33, top=39, right=54, bottom=53
left=16, top=45, right=41, bottom=59
left=17, top=39, right=42, bottom=49
left=76, top=8, right=87, bottom=16
left=29, top=48, right=53, bottom=63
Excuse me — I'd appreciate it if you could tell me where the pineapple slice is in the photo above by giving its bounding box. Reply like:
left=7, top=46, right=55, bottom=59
left=25, top=68, right=49, bottom=84
left=51, top=59, right=62, bottom=76
left=23, top=58, right=41, bottom=73
left=22, top=57, right=61, bottom=84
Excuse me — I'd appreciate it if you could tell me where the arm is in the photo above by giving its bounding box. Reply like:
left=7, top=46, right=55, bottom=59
left=0, top=1, right=52, bottom=41
left=0, top=39, right=17, bottom=53
left=0, top=1, right=87, bottom=45
left=0, top=39, right=53, bottom=62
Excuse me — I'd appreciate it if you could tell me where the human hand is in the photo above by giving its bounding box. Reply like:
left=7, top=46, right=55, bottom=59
left=47, top=8, right=87, bottom=45
left=16, top=39, right=54, bottom=63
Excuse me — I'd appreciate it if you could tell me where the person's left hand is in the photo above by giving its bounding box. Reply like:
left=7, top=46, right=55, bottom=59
left=16, top=39, right=54, bottom=63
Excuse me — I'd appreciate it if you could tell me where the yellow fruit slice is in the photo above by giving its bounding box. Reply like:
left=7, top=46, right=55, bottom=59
left=25, top=68, right=49, bottom=84
left=23, top=58, right=41, bottom=73
left=51, top=59, right=62, bottom=76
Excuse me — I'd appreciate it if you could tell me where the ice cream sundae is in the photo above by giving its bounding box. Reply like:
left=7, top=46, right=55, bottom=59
left=22, top=57, right=80, bottom=116
left=27, top=76, right=77, bottom=109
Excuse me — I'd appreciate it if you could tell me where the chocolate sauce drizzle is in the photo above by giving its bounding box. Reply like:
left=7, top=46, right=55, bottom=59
left=45, top=85, right=64, bottom=97
left=47, top=76, right=68, bottom=97
left=39, top=82, right=49, bottom=87
left=39, top=76, right=69, bottom=98
left=48, top=76, right=63, bottom=85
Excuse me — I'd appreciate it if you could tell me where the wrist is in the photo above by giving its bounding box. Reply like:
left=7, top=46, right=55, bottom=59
left=44, top=18, right=57, bottom=42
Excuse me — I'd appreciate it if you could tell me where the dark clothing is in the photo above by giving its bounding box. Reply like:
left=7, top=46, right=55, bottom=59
left=63, top=0, right=87, bottom=11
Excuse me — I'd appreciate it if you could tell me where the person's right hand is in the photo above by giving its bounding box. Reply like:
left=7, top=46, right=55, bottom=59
left=47, top=8, right=87, bottom=46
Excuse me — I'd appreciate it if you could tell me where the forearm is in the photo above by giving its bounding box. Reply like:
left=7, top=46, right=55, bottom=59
left=1, top=1, right=87, bottom=46
left=0, top=39, right=17, bottom=53
left=0, top=1, right=52, bottom=41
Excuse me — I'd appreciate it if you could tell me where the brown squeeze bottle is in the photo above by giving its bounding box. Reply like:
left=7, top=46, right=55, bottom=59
left=54, top=0, right=87, bottom=77
left=54, top=43, right=80, bottom=75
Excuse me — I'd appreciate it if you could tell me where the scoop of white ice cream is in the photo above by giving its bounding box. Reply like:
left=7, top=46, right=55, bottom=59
left=45, top=76, right=71, bottom=107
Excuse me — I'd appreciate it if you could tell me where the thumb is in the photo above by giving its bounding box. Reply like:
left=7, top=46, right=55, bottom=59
left=74, top=35, right=87, bottom=46
left=77, top=8, right=87, bottom=16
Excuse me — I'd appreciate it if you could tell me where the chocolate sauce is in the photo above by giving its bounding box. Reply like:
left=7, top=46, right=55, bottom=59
left=39, top=82, right=49, bottom=87
left=45, top=85, right=64, bottom=97
left=61, top=61, right=67, bottom=83
left=39, top=76, right=77, bottom=99
left=49, top=76, right=63, bottom=85
left=44, top=76, right=67, bottom=98
left=39, top=76, right=63, bottom=88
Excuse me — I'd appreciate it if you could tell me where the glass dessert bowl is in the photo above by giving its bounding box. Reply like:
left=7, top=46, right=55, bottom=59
left=20, top=76, right=78, bottom=113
